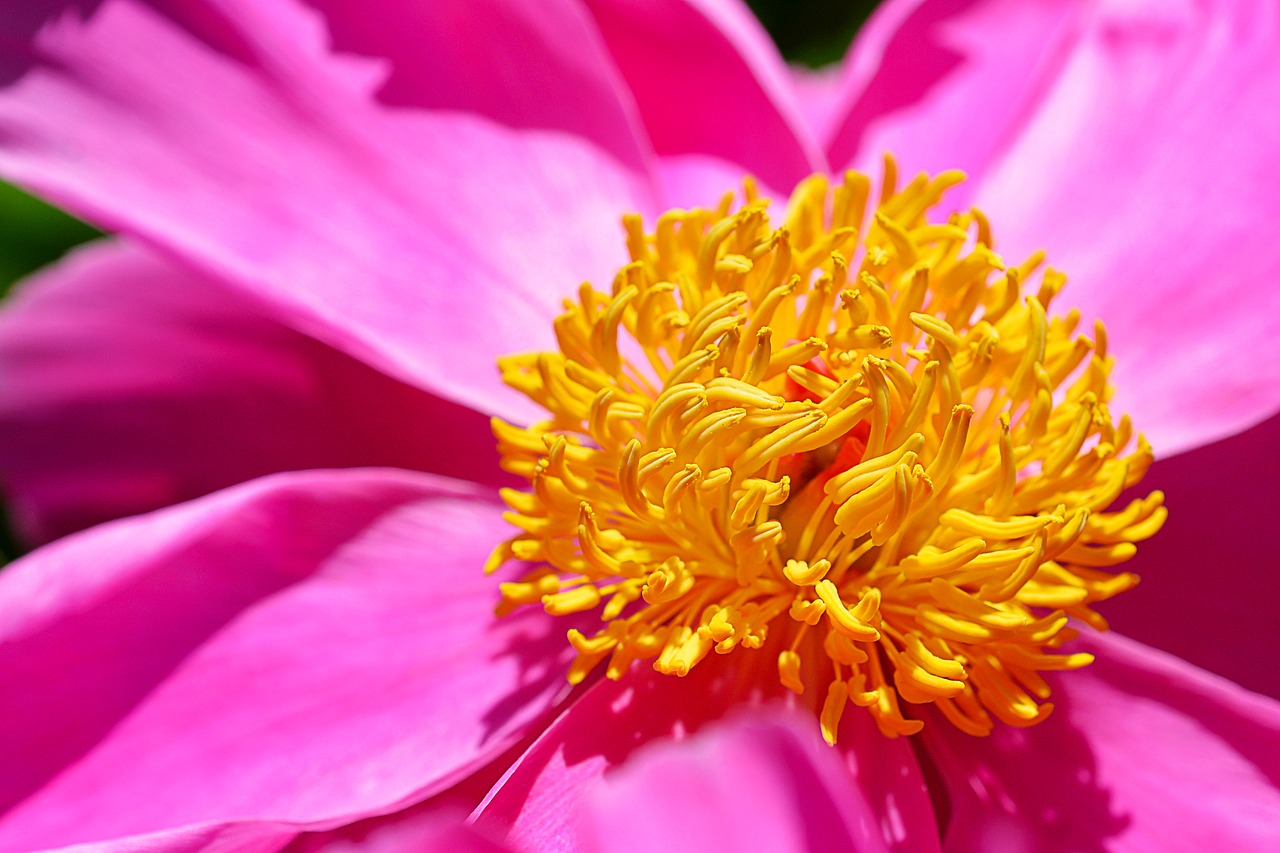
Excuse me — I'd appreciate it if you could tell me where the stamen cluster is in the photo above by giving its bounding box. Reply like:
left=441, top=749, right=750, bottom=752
left=489, top=163, right=1165, bottom=741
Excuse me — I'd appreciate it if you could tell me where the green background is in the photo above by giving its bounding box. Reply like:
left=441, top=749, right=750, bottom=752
left=746, top=0, right=883, bottom=68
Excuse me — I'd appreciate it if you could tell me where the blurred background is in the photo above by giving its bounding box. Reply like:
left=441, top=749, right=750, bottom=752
left=746, top=0, right=883, bottom=67
left=0, top=0, right=884, bottom=559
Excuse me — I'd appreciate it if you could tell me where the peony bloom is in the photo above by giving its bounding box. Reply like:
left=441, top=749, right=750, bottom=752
left=1, top=0, right=1278, bottom=850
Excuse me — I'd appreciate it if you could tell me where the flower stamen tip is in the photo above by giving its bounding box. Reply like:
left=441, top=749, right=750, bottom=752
left=490, top=159, right=1164, bottom=741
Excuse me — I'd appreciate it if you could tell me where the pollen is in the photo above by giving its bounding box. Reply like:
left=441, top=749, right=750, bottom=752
left=488, top=159, right=1165, bottom=742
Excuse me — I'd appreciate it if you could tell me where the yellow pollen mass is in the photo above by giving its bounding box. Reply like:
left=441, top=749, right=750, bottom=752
left=488, top=160, right=1166, bottom=743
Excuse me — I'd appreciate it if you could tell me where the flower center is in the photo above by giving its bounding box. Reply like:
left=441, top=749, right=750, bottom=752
left=488, top=162, right=1165, bottom=742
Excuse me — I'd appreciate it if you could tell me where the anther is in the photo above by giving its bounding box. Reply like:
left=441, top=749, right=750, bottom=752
left=490, top=161, right=1163, bottom=743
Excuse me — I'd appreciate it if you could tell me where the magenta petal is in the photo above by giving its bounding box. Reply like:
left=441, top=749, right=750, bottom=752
left=830, top=710, right=941, bottom=853
left=824, top=0, right=1083, bottom=182
left=0, top=240, right=507, bottom=546
left=1100, top=412, right=1280, bottom=698
left=473, top=659, right=938, bottom=853
left=923, top=633, right=1280, bottom=851
left=294, top=0, right=654, bottom=174
left=0, top=1, right=656, bottom=422
left=38, top=820, right=303, bottom=853
left=787, top=64, right=845, bottom=151
left=971, top=0, right=1280, bottom=452
left=654, top=153, right=789, bottom=210
left=473, top=659, right=763, bottom=852
left=63, top=807, right=511, bottom=853
left=0, top=469, right=570, bottom=850
left=288, top=807, right=511, bottom=853
left=577, top=710, right=896, bottom=853
left=582, top=0, right=825, bottom=195
left=827, top=0, right=1280, bottom=450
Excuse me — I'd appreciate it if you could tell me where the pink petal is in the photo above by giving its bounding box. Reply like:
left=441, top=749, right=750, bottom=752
left=0, top=0, right=656, bottom=423
left=787, top=64, right=846, bottom=151
left=0, top=469, right=570, bottom=850
left=1100, top=411, right=1280, bottom=699
left=578, top=709, right=897, bottom=853
left=289, top=807, right=511, bottom=853
left=970, top=0, right=1280, bottom=453
left=830, top=709, right=942, bottom=853
left=472, top=660, right=754, bottom=852
left=581, top=0, right=826, bottom=195
left=652, top=153, right=789, bottom=210
left=0, top=240, right=507, bottom=547
left=473, top=658, right=938, bottom=852
left=41, top=820, right=302, bottom=853
left=826, top=0, right=1280, bottom=452
left=283, top=0, right=654, bottom=175
left=33, top=810, right=511, bottom=853
left=824, top=0, right=1083, bottom=183
left=923, top=632, right=1280, bottom=851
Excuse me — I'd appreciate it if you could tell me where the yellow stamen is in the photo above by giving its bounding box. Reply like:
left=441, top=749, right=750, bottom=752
left=489, top=160, right=1165, bottom=741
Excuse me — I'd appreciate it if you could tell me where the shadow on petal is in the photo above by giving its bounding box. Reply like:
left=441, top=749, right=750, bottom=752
left=474, top=650, right=778, bottom=851
left=919, top=680, right=1128, bottom=852
left=477, top=609, right=590, bottom=750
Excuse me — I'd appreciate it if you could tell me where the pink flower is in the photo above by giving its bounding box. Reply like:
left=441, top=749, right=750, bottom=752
left=1, top=0, right=1279, bottom=850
